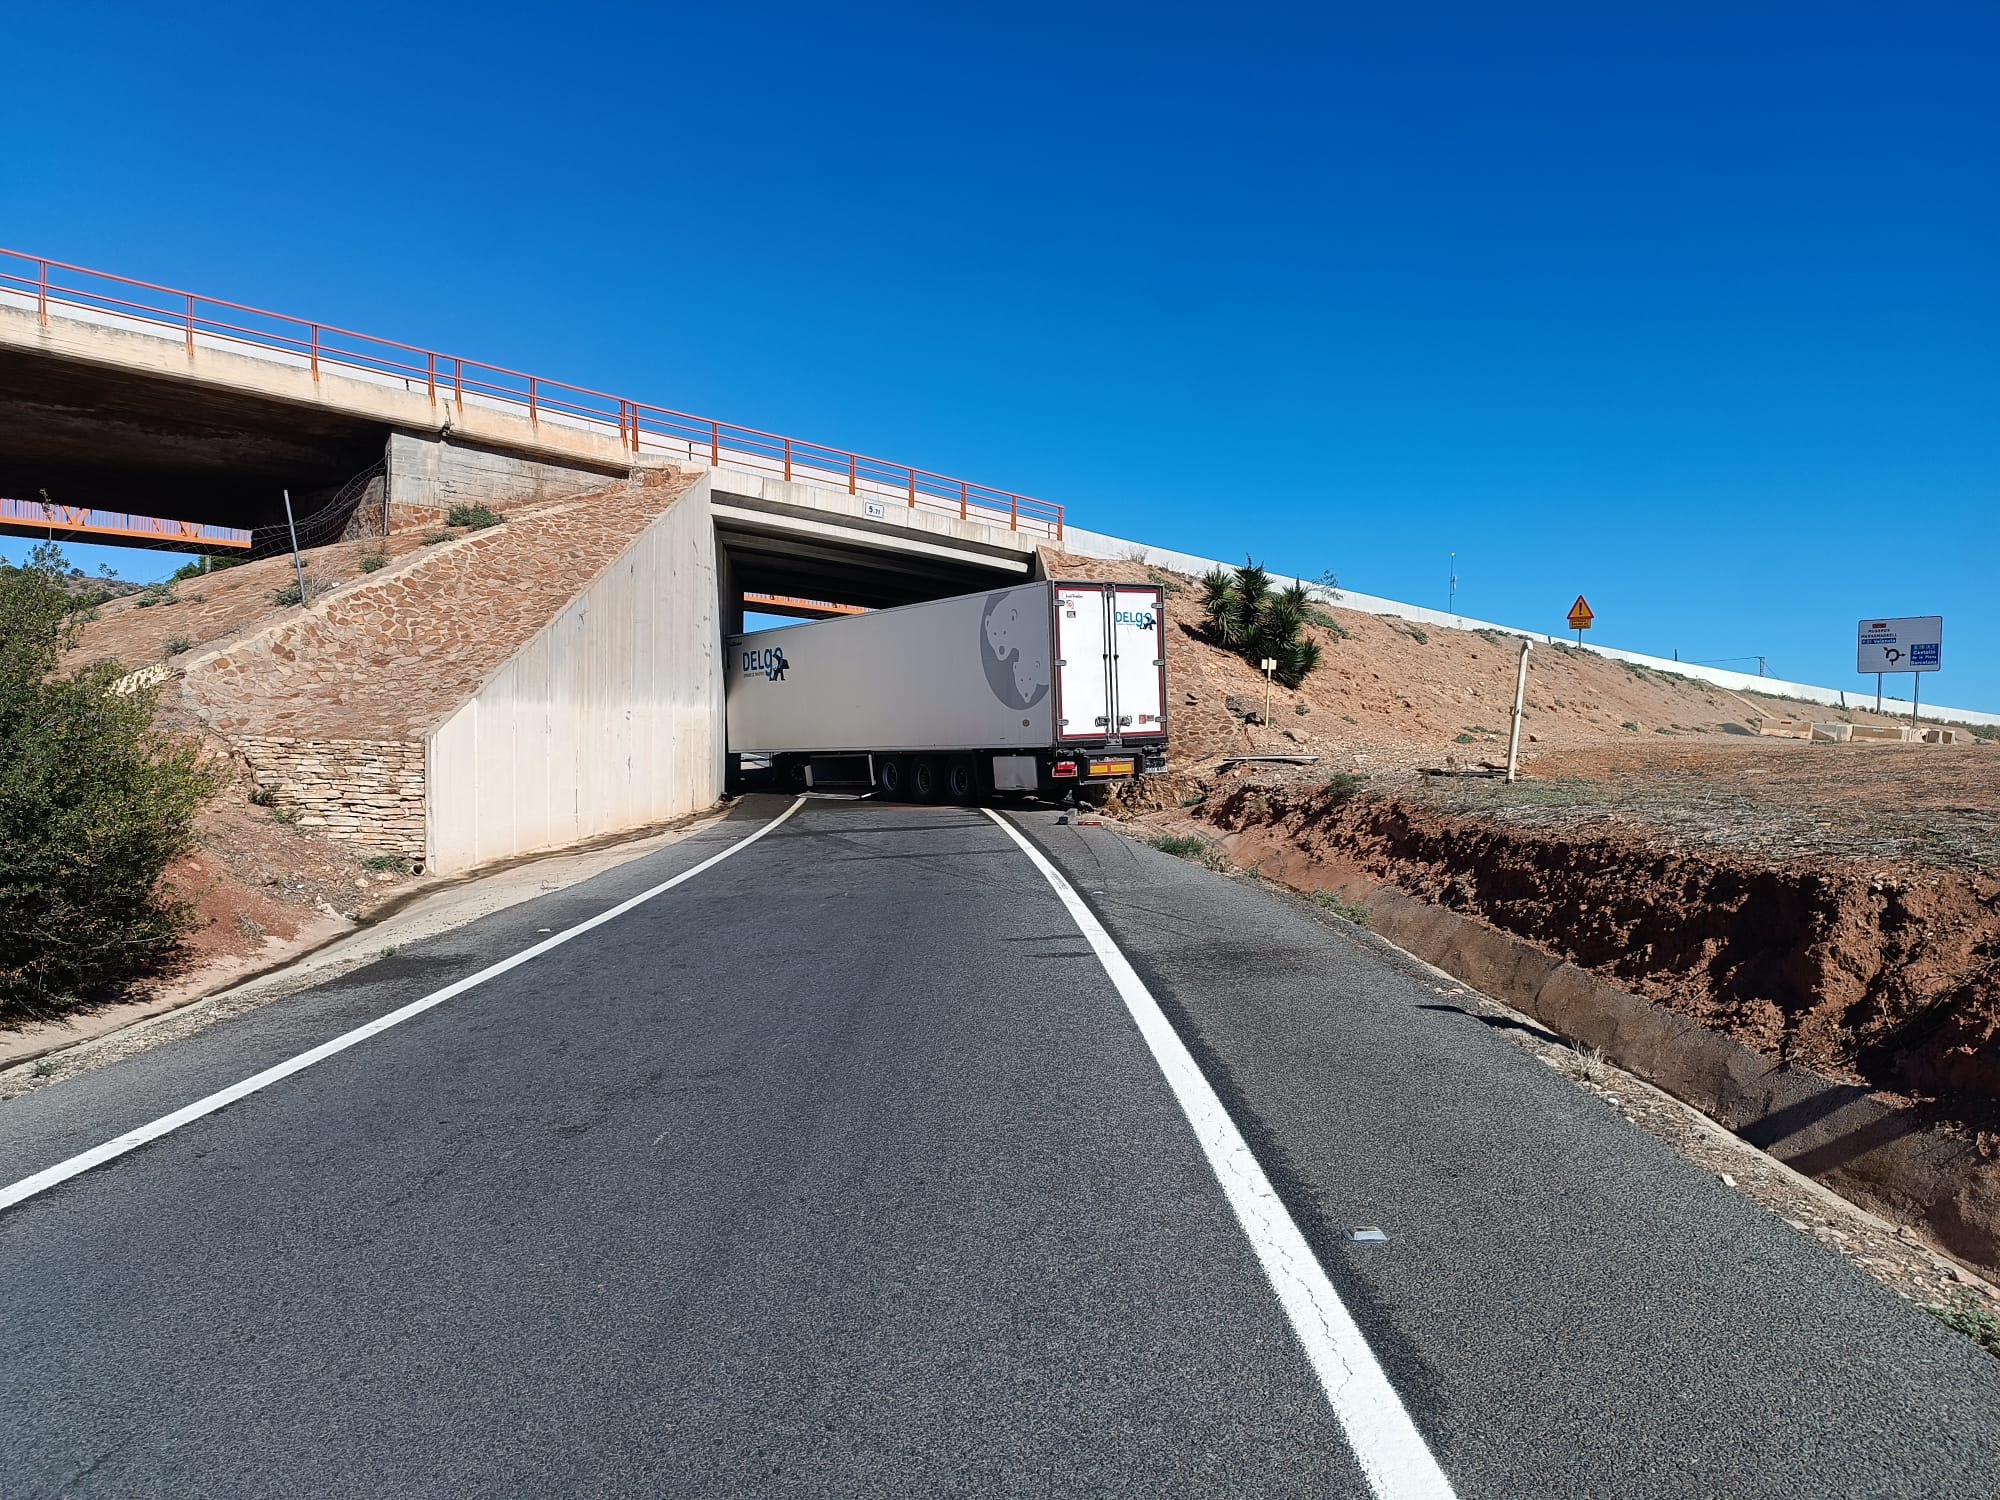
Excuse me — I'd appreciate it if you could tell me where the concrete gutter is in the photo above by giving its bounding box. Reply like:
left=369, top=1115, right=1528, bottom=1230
left=1236, top=858, right=2000, bottom=1277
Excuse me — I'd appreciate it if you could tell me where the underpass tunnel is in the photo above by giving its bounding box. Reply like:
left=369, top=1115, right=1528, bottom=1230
left=714, top=508, right=1041, bottom=784
left=0, top=347, right=390, bottom=537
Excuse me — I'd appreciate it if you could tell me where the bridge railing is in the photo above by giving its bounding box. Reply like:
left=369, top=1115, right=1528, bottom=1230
left=0, top=496, right=251, bottom=550
left=0, top=248, right=1064, bottom=542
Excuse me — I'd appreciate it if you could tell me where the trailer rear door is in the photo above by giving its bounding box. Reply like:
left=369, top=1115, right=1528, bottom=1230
left=1054, top=585, right=1111, bottom=741
left=1111, top=586, right=1167, bottom=739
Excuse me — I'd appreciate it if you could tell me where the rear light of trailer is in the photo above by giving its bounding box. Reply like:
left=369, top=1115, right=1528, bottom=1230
left=1052, top=761, right=1079, bottom=778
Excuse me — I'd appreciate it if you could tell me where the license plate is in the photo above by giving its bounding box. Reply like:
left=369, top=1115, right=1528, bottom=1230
left=1088, top=757, right=1136, bottom=778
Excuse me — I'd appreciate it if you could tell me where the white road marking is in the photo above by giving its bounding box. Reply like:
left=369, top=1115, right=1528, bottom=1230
left=983, top=808, right=1458, bottom=1500
left=0, top=797, right=808, bottom=1216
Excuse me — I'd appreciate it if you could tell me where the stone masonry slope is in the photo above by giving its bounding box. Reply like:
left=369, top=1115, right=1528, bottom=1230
left=185, top=467, right=698, bottom=742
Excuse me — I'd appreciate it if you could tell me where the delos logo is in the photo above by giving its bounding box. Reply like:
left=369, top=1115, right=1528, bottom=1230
left=742, top=646, right=789, bottom=682
left=1114, top=609, right=1157, bottom=629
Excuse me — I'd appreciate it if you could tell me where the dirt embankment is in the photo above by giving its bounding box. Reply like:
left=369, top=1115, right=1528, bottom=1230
left=1202, top=780, right=2000, bottom=1132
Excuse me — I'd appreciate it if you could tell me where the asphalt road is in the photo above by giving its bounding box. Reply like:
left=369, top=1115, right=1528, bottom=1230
left=3, top=796, right=1996, bottom=1497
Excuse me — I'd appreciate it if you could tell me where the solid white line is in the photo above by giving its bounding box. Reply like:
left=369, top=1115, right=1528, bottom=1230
left=0, top=796, right=809, bottom=1216
left=982, top=808, right=1457, bottom=1500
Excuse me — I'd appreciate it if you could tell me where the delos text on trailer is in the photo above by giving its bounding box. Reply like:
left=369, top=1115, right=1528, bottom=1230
left=726, top=581, right=1168, bottom=799
left=1857, top=617, right=1942, bottom=674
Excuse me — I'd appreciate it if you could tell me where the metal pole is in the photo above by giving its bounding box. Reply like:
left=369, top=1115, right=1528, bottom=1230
left=1506, top=638, right=1533, bottom=783
left=1911, top=672, right=1920, bottom=731
left=1876, top=672, right=1883, bottom=714
left=282, top=489, right=307, bottom=605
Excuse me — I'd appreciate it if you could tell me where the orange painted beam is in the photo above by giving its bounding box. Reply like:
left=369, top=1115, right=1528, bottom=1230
left=0, top=497, right=251, bottom=550
left=742, top=592, right=867, bottom=619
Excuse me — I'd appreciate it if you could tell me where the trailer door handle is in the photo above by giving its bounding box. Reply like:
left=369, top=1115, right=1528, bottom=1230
left=1118, top=715, right=1133, bottom=726
left=1094, top=716, right=1109, bottom=726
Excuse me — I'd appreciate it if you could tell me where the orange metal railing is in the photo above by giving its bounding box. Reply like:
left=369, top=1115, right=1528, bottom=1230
left=0, top=496, right=251, bottom=549
left=0, top=248, right=1065, bottom=542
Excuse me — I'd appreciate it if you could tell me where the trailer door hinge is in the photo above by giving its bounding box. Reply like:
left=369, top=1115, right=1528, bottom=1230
left=1095, top=716, right=1109, bottom=726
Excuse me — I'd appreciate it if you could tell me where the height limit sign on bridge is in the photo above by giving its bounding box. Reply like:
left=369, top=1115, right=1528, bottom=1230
left=1567, top=595, right=1594, bottom=643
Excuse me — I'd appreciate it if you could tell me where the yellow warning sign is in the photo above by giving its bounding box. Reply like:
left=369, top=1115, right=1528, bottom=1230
left=1567, top=595, right=1595, bottom=632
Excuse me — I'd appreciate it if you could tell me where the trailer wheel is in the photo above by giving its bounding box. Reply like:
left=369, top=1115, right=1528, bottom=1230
left=945, top=756, right=976, bottom=802
left=910, top=757, right=940, bottom=801
left=782, top=757, right=809, bottom=792
left=877, top=757, right=907, bottom=799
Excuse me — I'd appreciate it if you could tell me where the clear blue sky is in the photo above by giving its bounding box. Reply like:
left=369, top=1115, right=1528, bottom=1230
left=4, top=3, right=1994, bottom=707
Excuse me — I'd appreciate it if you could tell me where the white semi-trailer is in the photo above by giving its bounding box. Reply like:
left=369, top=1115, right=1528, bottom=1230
left=726, top=580, right=1169, bottom=801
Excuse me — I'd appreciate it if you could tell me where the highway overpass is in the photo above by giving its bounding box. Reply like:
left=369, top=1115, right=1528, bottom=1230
left=3, top=798, right=1995, bottom=1496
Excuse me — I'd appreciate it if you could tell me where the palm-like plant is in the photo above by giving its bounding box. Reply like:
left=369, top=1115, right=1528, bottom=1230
left=1195, top=559, right=1329, bottom=690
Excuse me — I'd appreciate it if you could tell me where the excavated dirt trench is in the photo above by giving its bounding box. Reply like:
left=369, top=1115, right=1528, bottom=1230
left=1203, top=782, right=2000, bottom=1135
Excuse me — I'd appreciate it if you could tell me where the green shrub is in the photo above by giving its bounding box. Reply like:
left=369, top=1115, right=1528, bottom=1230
left=1148, top=833, right=1228, bottom=870
left=1324, top=770, right=1367, bottom=801
left=421, top=531, right=453, bottom=546
left=1454, top=732, right=1476, bottom=744
left=1199, top=561, right=1324, bottom=688
left=358, top=552, right=388, bottom=573
left=1309, top=890, right=1371, bottom=925
left=1407, top=626, right=1429, bottom=645
left=163, top=635, right=194, bottom=657
left=361, top=853, right=410, bottom=874
left=0, top=555, right=218, bottom=1015
left=1621, top=721, right=1639, bottom=732
left=1927, top=1300, right=2000, bottom=1358
left=168, top=555, right=238, bottom=583
left=446, top=503, right=504, bottom=530
left=272, top=576, right=334, bottom=607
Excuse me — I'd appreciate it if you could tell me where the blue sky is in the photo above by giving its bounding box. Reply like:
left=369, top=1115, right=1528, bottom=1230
left=4, top=3, right=1994, bottom=707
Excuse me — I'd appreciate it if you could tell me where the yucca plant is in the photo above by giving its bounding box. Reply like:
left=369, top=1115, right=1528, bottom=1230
left=1198, top=559, right=1328, bottom=689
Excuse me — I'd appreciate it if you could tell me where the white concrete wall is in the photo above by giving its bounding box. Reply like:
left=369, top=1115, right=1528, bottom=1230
left=426, top=478, right=724, bottom=874
left=1064, top=524, right=2000, bottom=728
left=386, top=431, right=624, bottom=515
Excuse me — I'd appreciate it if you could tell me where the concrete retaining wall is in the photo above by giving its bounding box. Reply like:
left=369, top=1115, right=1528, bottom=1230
left=425, top=479, right=724, bottom=874
left=1066, top=525, right=2000, bottom=728
left=385, top=432, right=624, bottom=517
left=237, top=735, right=428, bottom=860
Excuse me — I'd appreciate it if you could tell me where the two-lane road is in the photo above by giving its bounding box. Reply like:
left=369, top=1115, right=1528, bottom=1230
left=3, top=797, right=1995, bottom=1497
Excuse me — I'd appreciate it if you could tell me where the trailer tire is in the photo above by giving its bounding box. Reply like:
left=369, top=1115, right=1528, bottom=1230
left=877, top=757, right=907, bottom=799
left=910, top=757, right=940, bottom=801
left=781, top=757, right=808, bottom=792
left=945, top=756, right=976, bottom=803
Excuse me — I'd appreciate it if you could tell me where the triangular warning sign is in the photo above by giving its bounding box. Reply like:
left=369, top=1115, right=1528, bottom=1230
left=1567, top=595, right=1594, bottom=630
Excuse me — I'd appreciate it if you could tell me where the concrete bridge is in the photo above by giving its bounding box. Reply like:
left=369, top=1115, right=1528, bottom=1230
left=0, top=249, right=1064, bottom=549
left=1, top=249, right=1063, bottom=872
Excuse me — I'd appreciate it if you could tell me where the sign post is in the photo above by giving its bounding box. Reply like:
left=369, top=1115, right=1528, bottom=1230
left=1506, top=638, right=1533, bottom=784
left=1260, top=656, right=1277, bottom=738
left=1567, top=595, right=1594, bottom=644
left=1856, top=617, right=1941, bottom=728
